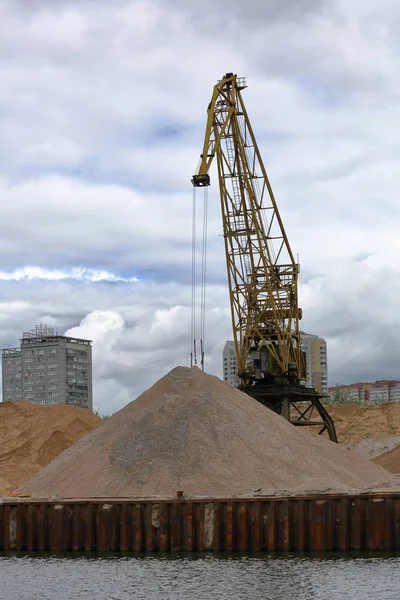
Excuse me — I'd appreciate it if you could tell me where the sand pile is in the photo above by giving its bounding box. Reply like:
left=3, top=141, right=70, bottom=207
left=328, top=402, right=400, bottom=444
left=16, top=367, right=400, bottom=499
left=373, top=447, right=400, bottom=474
left=346, top=436, right=400, bottom=461
left=0, top=400, right=101, bottom=495
left=327, top=403, right=400, bottom=475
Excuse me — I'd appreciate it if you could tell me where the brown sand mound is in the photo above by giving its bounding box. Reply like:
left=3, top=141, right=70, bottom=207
left=329, top=402, right=400, bottom=444
left=0, top=400, right=101, bottom=494
left=373, top=447, right=400, bottom=474
left=16, top=367, right=400, bottom=499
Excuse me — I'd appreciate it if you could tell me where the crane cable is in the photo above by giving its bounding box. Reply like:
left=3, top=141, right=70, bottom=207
left=190, top=186, right=208, bottom=371
left=200, top=186, right=208, bottom=371
left=190, top=186, right=197, bottom=367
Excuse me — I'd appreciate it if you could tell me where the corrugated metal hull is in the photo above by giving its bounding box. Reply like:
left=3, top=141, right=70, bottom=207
left=1, top=495, right=400, bottom=552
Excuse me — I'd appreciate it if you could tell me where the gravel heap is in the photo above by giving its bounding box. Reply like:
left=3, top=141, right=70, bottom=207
left=16, top=366, right=400, bottom=499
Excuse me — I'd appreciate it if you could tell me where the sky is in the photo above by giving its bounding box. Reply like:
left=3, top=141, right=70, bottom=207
left=1, top=0, right=400, bottom=413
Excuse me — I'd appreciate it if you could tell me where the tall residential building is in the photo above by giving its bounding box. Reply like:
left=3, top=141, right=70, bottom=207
left=301, top=332, right=328, bottom=394
left=2, top=324, right=93, bottom=410
left=222, top=341, right=239, bottom=386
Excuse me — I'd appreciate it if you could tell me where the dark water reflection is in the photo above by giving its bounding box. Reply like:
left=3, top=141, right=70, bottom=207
left=1, top=552, right=400, bottom=599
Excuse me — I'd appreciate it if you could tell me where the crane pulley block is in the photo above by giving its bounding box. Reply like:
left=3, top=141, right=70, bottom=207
left=192, top=174, right=210, bottom=187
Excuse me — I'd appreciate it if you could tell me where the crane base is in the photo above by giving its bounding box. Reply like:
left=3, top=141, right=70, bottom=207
left=239, top=383, right=338, bottom=443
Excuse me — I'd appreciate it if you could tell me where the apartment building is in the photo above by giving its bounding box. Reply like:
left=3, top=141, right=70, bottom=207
left=300, top=332, right=328, bottom=394
left=2, top=324, right=93, bottom=410
left=222, top=340, right=239, bottom=386
left=329, top=380, right=400, bottom=404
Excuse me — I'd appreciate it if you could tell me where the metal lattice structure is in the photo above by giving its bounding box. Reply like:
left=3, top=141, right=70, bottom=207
left=192, top=73, right=337, bottom=442
left=193, top=73, right=304, bottom=383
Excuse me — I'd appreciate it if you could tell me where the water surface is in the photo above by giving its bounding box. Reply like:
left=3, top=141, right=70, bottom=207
left=1, top=552, right=400, bottom=599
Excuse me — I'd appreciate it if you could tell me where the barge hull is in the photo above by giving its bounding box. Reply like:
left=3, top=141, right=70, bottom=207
left=1, top=495, right=399, bottom=552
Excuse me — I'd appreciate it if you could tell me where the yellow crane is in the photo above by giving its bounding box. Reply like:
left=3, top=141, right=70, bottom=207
left=192, top=73, right=337, bottom=442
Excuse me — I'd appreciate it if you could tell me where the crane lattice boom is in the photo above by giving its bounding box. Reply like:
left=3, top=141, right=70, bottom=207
left=193, top=73, right=305, bottom=385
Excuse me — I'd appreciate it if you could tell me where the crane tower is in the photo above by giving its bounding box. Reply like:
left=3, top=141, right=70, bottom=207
left=192, top=73, right=337, bottom=442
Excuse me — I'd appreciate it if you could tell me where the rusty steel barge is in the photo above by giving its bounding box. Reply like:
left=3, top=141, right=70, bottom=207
left=1, top=494, right=400, bottom=553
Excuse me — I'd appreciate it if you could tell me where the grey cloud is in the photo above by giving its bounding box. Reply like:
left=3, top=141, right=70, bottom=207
left=300, top=256, right=400, bottom=386
left=158, top=0, right=326, bottom=25
left=0, top=278, right=231, bottom=413
left=0, top=0, right=400, bottom=412
left=10, top=0, right=325, bottom=21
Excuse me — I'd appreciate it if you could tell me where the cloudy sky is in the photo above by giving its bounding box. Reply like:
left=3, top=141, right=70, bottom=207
left=1, top=0, right=400, bottom=413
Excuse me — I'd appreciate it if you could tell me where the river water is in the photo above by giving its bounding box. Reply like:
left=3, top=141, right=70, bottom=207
left=1, top=552, right=400, bottom=599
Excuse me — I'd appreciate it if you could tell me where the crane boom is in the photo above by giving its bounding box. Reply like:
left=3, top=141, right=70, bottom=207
left=193, top=73, right=304, bottom=384
left=192, top=73, right=338, bottom=443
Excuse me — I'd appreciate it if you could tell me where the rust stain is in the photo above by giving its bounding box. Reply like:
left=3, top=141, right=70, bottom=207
left=225, top=503, right=233, bottom=551
left=239, top=503, right=247, bottom=552
left=184, top=503, right=193, bottom=552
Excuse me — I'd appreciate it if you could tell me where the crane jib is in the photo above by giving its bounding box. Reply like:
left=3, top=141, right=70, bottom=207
left=191, top=72, right=338, bottom=443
